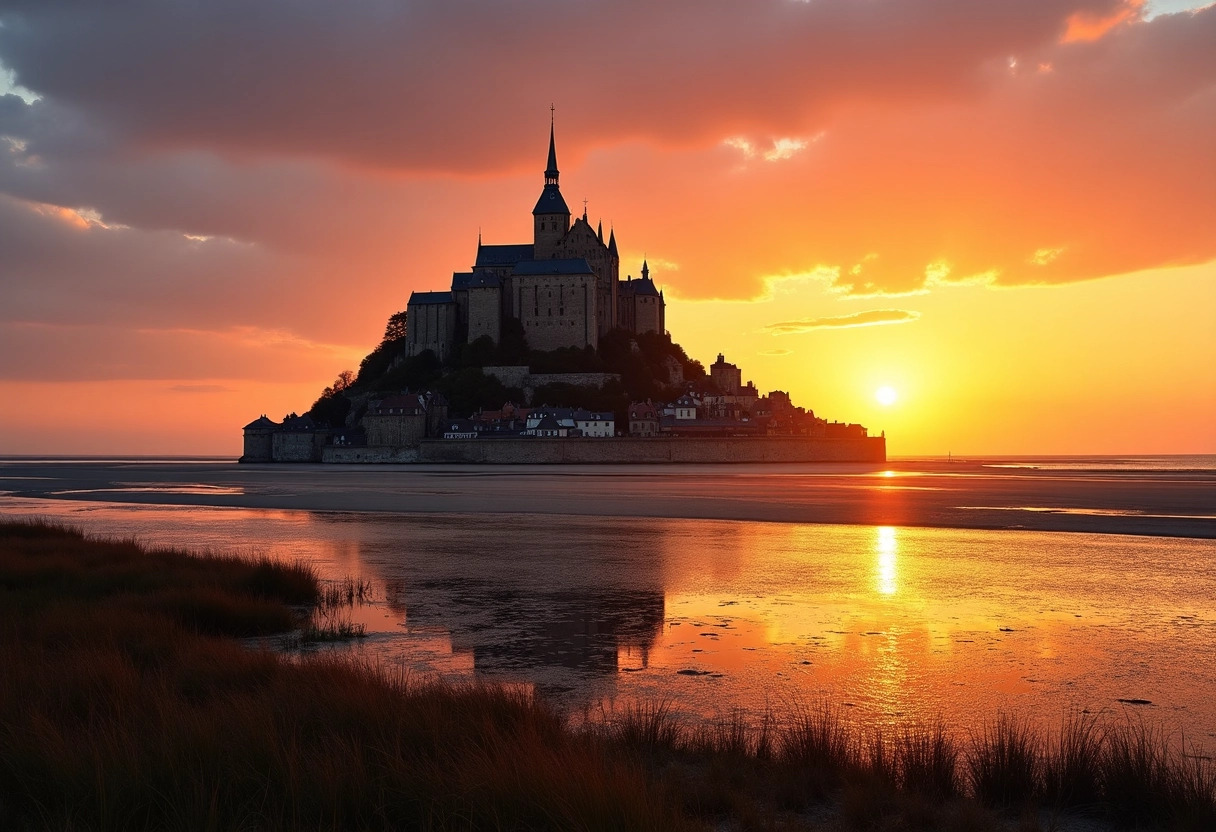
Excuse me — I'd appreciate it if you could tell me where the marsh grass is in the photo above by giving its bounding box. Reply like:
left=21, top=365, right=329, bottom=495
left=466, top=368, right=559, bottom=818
left=896, top=719, right=961, bottom=799
left=2, top=519, right=1214, bottom=830
left=319, top=575, right=374, bottom=608
left=967, top=712, right=1041, bottom=808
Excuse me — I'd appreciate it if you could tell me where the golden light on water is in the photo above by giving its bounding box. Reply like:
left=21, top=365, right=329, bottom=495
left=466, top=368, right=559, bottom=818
left=876, top=525, right=898, bottom=596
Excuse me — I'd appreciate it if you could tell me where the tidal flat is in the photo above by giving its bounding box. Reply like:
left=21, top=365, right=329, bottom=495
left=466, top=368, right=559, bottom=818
left=4, top=519, right=1214, bottom=830
left=1, top=458, right=1213, bottom=745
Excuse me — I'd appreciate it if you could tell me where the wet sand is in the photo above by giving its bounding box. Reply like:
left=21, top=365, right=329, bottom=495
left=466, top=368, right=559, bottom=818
left=2, top=459, right=1212, bottom=538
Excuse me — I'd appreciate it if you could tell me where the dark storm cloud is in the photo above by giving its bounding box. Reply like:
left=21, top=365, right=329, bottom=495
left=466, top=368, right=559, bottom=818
left=0, top=0, right=1211, bottom=310
left=0, top=0, right=1129, bottom=172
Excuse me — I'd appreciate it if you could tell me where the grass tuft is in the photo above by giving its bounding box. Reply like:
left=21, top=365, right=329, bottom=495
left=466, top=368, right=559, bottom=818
left=968, top=712, right=1041, bottom=807
left=1042, top=708, right=1104, bottom=808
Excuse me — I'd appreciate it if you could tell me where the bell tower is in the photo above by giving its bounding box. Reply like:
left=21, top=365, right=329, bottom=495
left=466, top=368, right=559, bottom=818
left=532, top=108, right=570, bottom=259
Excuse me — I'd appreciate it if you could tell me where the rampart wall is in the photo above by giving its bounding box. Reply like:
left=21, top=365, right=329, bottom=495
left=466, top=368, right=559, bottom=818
left=482, top=366, right=620, bottom=401
left=272, top=432, right=326, bottom=463
left=322, top=447, right=420, bottom=464
left=417, top=436, right=885, bottom=464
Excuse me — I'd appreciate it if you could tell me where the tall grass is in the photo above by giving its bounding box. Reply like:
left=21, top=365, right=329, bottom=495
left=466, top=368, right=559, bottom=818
left=2, top=519, right=1214, bottom=830
left=968, top=712, right=1041, bottom=807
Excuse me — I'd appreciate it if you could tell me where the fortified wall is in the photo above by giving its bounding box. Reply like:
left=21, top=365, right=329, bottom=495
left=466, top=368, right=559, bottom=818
left=417, top=436, right=886, bottom=465
left=482, top=366, right=620, bottom=402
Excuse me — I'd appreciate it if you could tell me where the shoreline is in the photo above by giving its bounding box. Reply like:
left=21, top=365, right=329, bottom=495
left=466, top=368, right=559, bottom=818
left=1, top=459, right=1214, bottom=539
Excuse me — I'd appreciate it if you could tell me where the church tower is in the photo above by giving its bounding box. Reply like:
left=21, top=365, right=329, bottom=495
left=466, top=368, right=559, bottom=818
left=532, top=114, right=570, bottom=259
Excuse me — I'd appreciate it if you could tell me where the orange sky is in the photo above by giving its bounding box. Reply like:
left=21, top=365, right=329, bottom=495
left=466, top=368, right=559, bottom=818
left=1, top=0, right=1213, bottom=456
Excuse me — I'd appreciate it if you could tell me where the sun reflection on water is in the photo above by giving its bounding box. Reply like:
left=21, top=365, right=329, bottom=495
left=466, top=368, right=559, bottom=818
left=876, top=526, right=898, bottom=596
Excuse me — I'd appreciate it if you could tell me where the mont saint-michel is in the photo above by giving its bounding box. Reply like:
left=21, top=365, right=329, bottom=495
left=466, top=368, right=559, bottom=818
left=241, top=121, right=884, bottom=465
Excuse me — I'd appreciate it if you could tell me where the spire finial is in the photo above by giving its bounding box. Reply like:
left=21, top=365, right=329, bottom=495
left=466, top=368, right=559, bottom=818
left=544, top=106, right=559, bottom=185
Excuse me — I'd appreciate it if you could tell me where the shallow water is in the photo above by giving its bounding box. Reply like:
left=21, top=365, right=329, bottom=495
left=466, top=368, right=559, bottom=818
left=4, top=493, right=1214, bottom=744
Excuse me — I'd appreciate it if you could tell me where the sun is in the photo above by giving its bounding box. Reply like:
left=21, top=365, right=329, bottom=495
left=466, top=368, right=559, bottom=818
left=875, top=386, right=898, bottom=406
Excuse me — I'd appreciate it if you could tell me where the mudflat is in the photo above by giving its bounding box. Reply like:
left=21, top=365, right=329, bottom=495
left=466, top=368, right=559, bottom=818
left=1, top=459, right=1212, bottom=538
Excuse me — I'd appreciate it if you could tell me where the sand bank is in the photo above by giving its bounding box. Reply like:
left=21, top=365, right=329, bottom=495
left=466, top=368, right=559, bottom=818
left=1, top=459, right=1212, bottom=538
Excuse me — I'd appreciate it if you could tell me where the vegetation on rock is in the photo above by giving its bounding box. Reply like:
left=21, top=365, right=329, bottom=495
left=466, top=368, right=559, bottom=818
left=306, top=309, right=711, bottom=426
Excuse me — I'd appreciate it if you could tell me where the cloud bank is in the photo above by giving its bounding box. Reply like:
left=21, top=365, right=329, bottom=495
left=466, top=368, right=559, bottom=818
left=765, top=310, right=922, bottom=335
left=0, top=0, right=1212, bottom=389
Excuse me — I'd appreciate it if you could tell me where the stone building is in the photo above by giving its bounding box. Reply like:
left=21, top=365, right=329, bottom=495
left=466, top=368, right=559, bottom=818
left=406, top=118, right=665, bottom=359
left=272, top=414, right=328, bottom=462
left=628, top=401, right=659, bottom=437
left=362, top=393, right=448, bottom=448
left=406, top=292, right=458, bottom=361
left=617, top=261, right=664, bottom=336
left=240, top=415, right=279, bottom=463
left=710, top=354, right=742, bottom=394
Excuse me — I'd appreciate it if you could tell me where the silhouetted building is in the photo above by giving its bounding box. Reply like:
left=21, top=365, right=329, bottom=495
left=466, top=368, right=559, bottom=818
left=406, top=117, right=665, bottom=358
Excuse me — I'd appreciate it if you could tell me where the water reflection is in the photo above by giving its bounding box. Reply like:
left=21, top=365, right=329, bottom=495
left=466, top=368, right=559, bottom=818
left=2, top=497, right=1215, bottom=739
left=875, top=526, right=898, bottom=596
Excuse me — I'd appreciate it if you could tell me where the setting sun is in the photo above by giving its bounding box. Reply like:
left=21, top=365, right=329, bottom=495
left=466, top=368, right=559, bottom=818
left=875, top=386, right=898, bottom=406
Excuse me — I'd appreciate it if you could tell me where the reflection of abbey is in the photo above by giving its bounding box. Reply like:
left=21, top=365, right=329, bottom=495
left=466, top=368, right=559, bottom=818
left=406, top=121, right=665, bottom=360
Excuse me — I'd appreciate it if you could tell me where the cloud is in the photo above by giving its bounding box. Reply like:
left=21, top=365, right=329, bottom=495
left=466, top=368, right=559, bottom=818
left=765, top=309, right=922, bottom=334
left=0, top=0, right=1211, bottom=317
left=0, top=1, right=1125, bottom=173
left=724, top=135, right=816, bottom=163
left=758, top=349, right=792, bottom=356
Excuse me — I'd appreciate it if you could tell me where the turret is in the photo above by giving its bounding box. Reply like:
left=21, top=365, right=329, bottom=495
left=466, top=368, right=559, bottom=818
left=532, top=113, right=570, bottom=258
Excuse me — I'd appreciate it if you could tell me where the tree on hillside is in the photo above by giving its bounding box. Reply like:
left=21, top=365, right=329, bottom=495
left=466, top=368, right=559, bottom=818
left=320, top=370, right=355, bottom=398
left=308, top=370, right=356, bottom=427
left=383, top=311, right=408, bottom=343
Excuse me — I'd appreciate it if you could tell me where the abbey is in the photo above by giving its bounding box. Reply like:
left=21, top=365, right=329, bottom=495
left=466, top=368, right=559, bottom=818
left=406, top=120, right=665, bottom=359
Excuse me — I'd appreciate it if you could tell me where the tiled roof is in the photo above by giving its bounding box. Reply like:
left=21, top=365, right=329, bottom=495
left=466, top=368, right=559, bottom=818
left=621, top=275, right=661, bottom=297
left=532, top=186, right=570, bottom=216
left=467, top=272, right=501, bottom=288
left=475, top=244, right=534, bottom=267
left=409, top=290, right=454, bottom=305
left=280, top=414, right=320, bottom=431
left=511, top=258, right=593, bottom=276
left=243, top=415, right=280, bottom=430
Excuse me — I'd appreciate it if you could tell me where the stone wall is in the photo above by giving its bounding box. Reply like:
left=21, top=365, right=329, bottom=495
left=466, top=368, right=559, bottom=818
left=481, top=367, right=621, bottom=404
left=514, top=274, right=597, bottom=351
left=417, top=436, right=886, bottom=464
left=553, top=217, right=619, bottom=336
left=634, top=293, right=663, bottom=335
left=467, top=285, right=501, bottom=344
left=240, top=430, right=274, bottom=463
left=483, top=365, right=531, bottom=388
left=322, top=446, right=420, bottom=464
left=272, top=431, right=326, bottom=462
left=407, top=301, right=457, bottom=360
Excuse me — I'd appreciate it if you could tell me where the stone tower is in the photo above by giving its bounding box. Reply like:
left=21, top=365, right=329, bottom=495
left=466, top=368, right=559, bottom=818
left=532, top=117, right=570, bottom=259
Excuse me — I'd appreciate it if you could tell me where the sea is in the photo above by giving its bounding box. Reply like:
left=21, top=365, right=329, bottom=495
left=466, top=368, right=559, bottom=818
left=1, top=454, right=1213, bottom=743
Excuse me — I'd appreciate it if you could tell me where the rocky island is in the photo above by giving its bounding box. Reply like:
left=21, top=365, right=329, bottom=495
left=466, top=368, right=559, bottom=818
left=241, top=120, right=884, bottom=465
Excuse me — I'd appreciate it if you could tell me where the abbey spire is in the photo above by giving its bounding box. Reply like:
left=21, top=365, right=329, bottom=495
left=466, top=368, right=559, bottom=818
left=545, top=115, right=560, bottom=186
left=533, top=108, right=571, bottom=258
